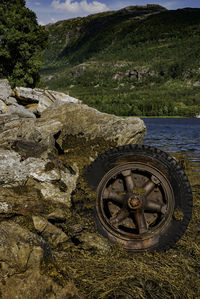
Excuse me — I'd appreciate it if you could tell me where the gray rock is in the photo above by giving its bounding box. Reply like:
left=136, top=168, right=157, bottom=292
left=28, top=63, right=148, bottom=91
left=24, top=157, right=79, bottom=205
left=37, top=92, right=54, bottom=113
left=0, top=150, right=28, bottom=186
left=37, top=90, right=79, bottom=114
left=46, top=89, right=79, bottom=104
left=0, top=115, right=36, bottom=148
left=14, top=86, right=80, bottom=114
left=0, top=99, right=8, bottom=113
left=24, top=157, right=61, bottom=182
left=6, top=104, right=36, bottom=118
left=0, top=85, right=145, bottom=207
left=41, top=102, right=146, bottom=155
left=14, top=87, right=43, bottom=103
left=78, top=232, right=111, bottom=253
left=0, top=79, right=12, bottom=100
left=5, top=96, right=18, bottom=105
left=0, top=150, right=78, bottom=205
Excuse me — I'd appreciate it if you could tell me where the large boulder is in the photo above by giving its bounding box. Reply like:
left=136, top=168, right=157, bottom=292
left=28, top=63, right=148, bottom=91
left=41, top=101, right=145, bottom=149
left=0, top=79, right=145, bottom=208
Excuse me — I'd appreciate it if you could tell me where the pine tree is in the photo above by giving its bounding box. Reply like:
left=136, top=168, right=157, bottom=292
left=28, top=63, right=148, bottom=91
left=0, top=0, right=48, bottom=87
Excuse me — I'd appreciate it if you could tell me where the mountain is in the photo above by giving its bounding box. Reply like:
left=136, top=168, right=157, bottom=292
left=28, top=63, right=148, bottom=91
left=41, top=5, right=200, bottom=117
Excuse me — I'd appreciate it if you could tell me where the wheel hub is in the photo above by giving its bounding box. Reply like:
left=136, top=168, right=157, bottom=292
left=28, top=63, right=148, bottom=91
left=127, top=194, right=143, bottom=210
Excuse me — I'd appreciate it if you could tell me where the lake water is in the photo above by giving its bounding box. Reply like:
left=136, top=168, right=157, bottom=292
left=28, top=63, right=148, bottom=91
left=142, top=118, right=200, bottom=162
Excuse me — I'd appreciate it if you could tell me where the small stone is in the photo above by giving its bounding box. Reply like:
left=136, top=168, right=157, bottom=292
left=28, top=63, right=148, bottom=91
left=32, top=215, right=68, bottom=247
left=37, top=93, right=54, bottom=114
left=47, top=209, right=66, bottom=221
left=0, top=202, right=9, bottom=213
left=78, top=232, right=111, bottom=253
left=40, top=182, right=71, bottom=205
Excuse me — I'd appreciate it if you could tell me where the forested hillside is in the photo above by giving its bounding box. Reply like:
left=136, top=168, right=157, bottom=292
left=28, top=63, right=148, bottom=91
left=41, top=5, right=200, bottom=117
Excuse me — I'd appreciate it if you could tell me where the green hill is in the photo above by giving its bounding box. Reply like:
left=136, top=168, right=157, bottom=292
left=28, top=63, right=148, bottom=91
left=41, top=5, right=200, bottom=117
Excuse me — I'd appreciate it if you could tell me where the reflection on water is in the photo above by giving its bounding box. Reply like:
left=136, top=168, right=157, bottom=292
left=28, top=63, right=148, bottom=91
left=142, top=118, right=200, bottom=162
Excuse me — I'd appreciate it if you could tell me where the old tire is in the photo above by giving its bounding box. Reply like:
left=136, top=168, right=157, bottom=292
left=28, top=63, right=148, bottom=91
left=86, top=144, right=193, bottom=252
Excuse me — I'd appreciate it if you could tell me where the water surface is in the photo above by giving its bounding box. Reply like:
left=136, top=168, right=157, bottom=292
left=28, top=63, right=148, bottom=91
left=142, top=118, right=200, bottom=162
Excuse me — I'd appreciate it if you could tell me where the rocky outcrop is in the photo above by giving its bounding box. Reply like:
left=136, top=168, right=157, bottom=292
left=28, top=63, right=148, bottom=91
left=113, top=69, right=159, bottom=81
left=0, top=79, right=146, bottom=297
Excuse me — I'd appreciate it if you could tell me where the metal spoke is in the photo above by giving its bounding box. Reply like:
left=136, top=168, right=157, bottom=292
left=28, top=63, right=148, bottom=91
left=103, top=188, right=124, bottom=204
left=143, top=180, right=155, bottom=196
left=144, top=200, right=164, bottom=213
left=134, top=210, right=148, bottom=234
left=143, top=175, right=160, bottom=196
left=110, top=209, right=129, bottom=227
left=121, top=170, right=134, bottom=191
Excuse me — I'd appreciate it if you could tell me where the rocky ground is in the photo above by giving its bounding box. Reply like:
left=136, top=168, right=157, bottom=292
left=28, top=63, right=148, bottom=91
left=0, top=79, right=199, bottom=298
left=0, top=79, right=146, bottom=298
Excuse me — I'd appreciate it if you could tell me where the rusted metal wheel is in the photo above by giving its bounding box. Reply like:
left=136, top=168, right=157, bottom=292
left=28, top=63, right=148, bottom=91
left=86, top=145, right=193, bottom=251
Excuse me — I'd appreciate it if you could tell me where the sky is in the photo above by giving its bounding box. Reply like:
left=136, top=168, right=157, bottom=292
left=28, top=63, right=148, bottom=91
left=26, top=0, right=200, bottom=25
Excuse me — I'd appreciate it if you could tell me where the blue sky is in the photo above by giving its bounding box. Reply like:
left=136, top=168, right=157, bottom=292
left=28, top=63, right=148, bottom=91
left=26, top=0, right=200, bottom=25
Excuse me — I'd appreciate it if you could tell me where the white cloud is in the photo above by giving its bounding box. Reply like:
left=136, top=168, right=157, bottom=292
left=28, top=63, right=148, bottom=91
left=51, top=0, right=108, bottom=14
left=38, top=20, right=45, bottom=25
left=80, top=0, right=108, bottom=13
left=52, top=0, right=79, bottom=13
left=35, top=2, right=41, bottom=6
left=50, top=17, right=58, bottom=23
left=163, top=1, right=180, bottom=9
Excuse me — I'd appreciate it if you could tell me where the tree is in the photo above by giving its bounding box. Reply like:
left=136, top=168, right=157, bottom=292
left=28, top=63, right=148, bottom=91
left=0, top=0, right=48, bottom=87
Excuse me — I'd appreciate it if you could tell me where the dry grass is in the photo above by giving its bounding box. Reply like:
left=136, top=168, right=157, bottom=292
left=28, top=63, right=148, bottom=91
left=43, top=153, right=200, bottom=298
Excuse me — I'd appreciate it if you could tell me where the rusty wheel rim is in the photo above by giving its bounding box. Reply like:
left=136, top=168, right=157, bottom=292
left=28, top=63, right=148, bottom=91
left=96, top=163, right=174, bottom=241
